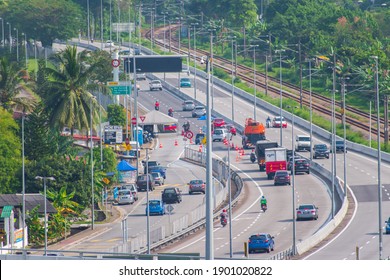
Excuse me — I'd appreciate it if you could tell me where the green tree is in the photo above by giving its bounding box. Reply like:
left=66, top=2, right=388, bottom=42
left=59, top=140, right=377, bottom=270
left=25, top=206, right=44, bottom=246
left=107, top=104, right=126, bottom=126
left=42, top=46, right=100, bottom=133
left=0, top=107, right=22, bottom=194
left=1, top=0, right=83, bottom=47
left=46, top=186, right=81, bottom=216
left=0, top=57, right=34, bottom=112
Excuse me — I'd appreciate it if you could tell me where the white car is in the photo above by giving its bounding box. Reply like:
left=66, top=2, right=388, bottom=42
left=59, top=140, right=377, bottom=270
left=149, top=80, right=163, bottom=91
left=117, top=189, right=134, bottom=205
left=105, top=40, right=115, bottom=48
left=136, top=73, right=146, bottom=80
left=212, top=128, right=229, bottom=142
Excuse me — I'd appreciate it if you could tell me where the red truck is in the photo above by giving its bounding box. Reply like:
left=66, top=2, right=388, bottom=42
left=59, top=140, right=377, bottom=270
left=265, top=147, right=287, bottom=180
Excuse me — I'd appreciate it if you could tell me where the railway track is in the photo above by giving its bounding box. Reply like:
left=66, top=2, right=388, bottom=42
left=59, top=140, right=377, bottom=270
left=145, top=27, right=388, bottom=141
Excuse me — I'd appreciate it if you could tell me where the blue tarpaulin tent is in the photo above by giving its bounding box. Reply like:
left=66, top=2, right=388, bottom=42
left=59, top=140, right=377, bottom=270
left=117, top=160, right=137, bottom=171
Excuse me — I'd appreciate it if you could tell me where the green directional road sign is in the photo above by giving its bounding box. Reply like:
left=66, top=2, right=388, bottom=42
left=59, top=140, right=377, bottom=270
left=109, top=85, right=131, bottom=95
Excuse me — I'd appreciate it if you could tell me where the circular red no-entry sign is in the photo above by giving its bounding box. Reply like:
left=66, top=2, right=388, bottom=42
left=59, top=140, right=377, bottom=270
left=111, top=59, right=120, bottom=68
left=131, top=117, right=137, bottom=125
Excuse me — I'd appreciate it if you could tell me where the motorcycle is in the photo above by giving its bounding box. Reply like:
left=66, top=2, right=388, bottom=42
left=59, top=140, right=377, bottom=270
left=261, top=203, right=267, bottom=212
left=221, top=217, right=227, bottom=227
left=250, top=152, right=256, bottom=163
left=168, top=110, right=174, bottom=117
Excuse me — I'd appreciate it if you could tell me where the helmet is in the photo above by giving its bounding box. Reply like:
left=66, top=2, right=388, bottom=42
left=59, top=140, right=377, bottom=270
left=262, top=196, right=265, bottom=199
left=222, top=209, right=227, bottom=213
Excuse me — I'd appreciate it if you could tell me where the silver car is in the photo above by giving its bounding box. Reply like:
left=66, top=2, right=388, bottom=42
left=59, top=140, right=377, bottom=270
left=151, top=172, right=164, bottom=186
left=182, top=100, right=195, bottom=111
left=118, top=189, right=135, bottom=205
left=120, top=184, right=138, bottom=201
left=296, top=204, right=318, bottom=220
left=212, top=128, right=228, bottom=142
left=192, top=106, right=206, bottom=117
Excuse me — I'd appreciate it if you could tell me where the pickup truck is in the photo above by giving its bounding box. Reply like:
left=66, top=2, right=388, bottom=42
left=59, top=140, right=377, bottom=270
left=149, top=80, right=163, bottom=91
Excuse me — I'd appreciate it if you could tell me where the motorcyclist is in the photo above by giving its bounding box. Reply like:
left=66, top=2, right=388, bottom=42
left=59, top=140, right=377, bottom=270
left=183, top=120, right=190, bottom=132
left=168, top=107, right=173, bottom=116
left=220, top=209, right=228, bottom=225
left=250, top=149, right=256, bottom=163
left=155, top=100, right=160, bottom=110
left=260, top=196, right=267, bottom=208
left=266, top=116, right=271, bottom=128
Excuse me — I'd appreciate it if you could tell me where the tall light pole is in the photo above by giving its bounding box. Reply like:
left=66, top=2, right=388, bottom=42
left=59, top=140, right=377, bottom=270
left=371, top=55, right=382, bottom=260
left=275, top=49, right=285, bottom=146
left=22, top=112, right=26, bottom=250
left=287, top=105, right=298, bottom=255
left=145, top=148, right=151, bottom=254
left=22, top=32, right=28, bottom=69
left=101, top=0, right=104, bottom=49
left=230, top=36, right=236, bottom=123
left=205, top=30, right=215, bottom=260
left=226, top=133, right=233, bottom=258
left=331, top=53, right=336, bottom=219
left=110, top=0, right=112, bottom=42
left=87, top=0, right=90, bottom=44
left=341, top=77, right=347, bottom=196
left=253, top=46, right=257, bottom=121
left=6, top=21, right=11, bottom=53
left=0, top=18, right=4, bottom=48
left=90, top=96, right=95, bottom=230
left=35, top=176, right=55, bottom=255
left=192, top=22, right=199, bottom=100
left=14, top=28, right=19, bottom=61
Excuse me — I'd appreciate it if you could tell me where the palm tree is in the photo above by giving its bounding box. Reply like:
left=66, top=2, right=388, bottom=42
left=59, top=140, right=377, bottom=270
left=0, top=57, right=34, bottom=112
left=43, top=45, right=99, bottom=133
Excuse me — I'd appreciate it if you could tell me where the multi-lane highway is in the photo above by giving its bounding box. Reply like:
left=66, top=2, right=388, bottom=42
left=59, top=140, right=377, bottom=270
left=148, top=70, right=390, bottom=260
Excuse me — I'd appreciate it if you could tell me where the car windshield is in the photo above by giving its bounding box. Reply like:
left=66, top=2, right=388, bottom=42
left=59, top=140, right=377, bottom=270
left=250, top=235, right=267, bottom=241
left=151, top=81, right=160, bottom=85
left=185, top=101, right=194, bottom=105
left=299, top=205, right=314, bottom=210
left=149, top=200, right=160, bottom=205
left=336, top=141, right=345, bottom=145
left=190, top=180, right=203, bottom=184
left=215, top=119, right=223, bottom=123
left=274, top=117, right=285, bottom=121
left=138, top=175, right=148, bottom=180
left=181, top=78, right=190, bottom=82
left=299, top=137, right=310, bottom=141
left=214, top=130, right=223, bottom=135
left=119, top=190, right=131, bottom=195
left=315, top=144, right=327, bottom=149
left=195, top=106, right=204, bottom=110
left=163, top=188, right=175, bottom=194
left=151, top=173, right=160, bottom=178
left=276, top=171, right=288, bottom=176
left=296, top=159, right=307, bottom=163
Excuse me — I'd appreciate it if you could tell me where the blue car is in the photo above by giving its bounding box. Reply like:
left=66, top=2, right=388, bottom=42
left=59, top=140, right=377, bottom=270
left=180, top=77, right=192, bottom=87
left=146, top=199, right=165, bottom=216
left=386, top=217, right=390, bottom=234
left=149, top=166, right=166, bottom=179
left=248, top=233, right=275, bottom=253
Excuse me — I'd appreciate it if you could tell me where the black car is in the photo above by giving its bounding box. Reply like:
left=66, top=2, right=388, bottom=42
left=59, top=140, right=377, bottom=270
left=287, top=155, right=302, bottom=170
left=313, top=144, right=329, bottom=159
left=195, top=133, right=205, bottom=145
left=330, top=140, right=347, bottom=153
left=136, top=174, right=155, bottom=191
left=161, top=187, right=182, bottom=204
left=291, top=158, right=310, bottom=174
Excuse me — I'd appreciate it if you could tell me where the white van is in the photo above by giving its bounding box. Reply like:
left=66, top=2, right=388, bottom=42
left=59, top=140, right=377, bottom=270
left=295, top=135, right=311, bottom=151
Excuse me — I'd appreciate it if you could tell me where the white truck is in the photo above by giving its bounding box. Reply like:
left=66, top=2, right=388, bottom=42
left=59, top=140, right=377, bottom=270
left=295, top=135, right=311, bottom=152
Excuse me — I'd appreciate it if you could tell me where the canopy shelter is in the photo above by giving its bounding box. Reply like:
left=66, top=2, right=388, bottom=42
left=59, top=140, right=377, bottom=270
left=117, top=160, right=137, bottom=171
left=138, top=110, right=178, bottom=133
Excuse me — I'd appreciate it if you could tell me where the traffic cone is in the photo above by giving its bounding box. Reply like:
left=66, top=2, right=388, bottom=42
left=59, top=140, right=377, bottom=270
left=174, top=139, right=178, bottom=146
left=231, top=142, right=235, bottom=149
left=190, top=138, right=193, bottom=144
left=159, top=143, right=163, bottom=148
left=199, top=145, right=203, bottom=152
left=241, top=149, right=245, bottom=156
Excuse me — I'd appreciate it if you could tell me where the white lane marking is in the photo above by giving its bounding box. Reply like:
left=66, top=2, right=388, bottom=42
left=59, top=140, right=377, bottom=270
left=303, top=183, right=359, bottom=260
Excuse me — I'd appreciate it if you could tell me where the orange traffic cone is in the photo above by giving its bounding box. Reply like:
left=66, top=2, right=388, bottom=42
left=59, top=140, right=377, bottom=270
left=241, top=149, right=245, bottom=156
left=190, top=138, right=193, bottom=144
left=174, top=139, right=178, bottom=146
left=199, top=145, right=203, bottom=152
left=159, top=143, right=163, bottom=148
left=231, top=142, right=235, bottom=149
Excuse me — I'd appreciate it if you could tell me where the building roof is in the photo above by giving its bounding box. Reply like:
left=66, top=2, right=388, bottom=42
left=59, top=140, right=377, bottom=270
left=0, top=194, right=57, bottom=214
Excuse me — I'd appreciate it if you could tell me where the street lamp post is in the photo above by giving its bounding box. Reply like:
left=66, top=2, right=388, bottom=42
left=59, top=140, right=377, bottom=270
left=101, top=0, right=104, bottom=50
left=6, top=22, right=11, bottom=53
left=0, top=18, right=4, bottom=48
left=275, top=49, right=285, bottom=146
left=331, top=53, right=336, bottom=219
left=192, top=23, right=199, bottom=100
left=14, top=28, right=18, bottom=62
left=341, top=78, right=348, bottom=196
left=145, top=148, right=151, bottom=254
left=230, top=36, right=236, bottom=123
left=22, top=32, right=28, bottom=69
left=87, top=0, right=90, bottom=44
left=371, top=55, right=383, bottom=260
left=90, top=96, right=95, bottom=230
left=35, top=176, right=55, bottom=255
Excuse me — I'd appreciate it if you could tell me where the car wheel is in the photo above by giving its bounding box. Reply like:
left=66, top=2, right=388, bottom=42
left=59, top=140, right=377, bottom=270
left=271, top=245, right=274, bottom=251
left=266, top=247, right=270, bottom=253
left=189, top=191, right=192, bottom=195
left=274, top=182, right=277, bottom=186
left=307, top=170, right=310, bottom=174
left=313, top=156, right=316, bottom=159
